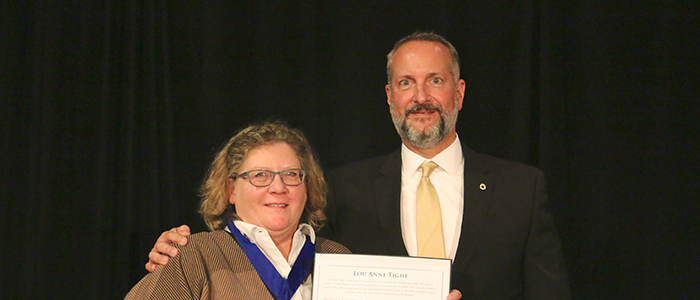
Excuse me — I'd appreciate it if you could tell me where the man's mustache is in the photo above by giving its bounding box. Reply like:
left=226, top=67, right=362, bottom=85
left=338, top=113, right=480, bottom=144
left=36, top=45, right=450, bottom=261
left=405, top=103, right=443, bottom=116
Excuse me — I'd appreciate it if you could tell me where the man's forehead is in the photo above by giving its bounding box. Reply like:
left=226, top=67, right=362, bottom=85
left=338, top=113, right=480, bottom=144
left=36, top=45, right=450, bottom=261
left=396, top=40, right=449, bottom=56
left=392, top=41, right=452, bottom=76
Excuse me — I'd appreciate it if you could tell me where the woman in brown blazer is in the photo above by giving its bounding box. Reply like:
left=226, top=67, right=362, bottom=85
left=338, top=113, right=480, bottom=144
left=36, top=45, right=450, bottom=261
left=125, top=121, right=350, bottom=300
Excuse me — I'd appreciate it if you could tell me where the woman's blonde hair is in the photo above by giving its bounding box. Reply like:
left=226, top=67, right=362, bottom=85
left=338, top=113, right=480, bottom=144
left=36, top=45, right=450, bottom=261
left=199, top=121, right=327, bottom=231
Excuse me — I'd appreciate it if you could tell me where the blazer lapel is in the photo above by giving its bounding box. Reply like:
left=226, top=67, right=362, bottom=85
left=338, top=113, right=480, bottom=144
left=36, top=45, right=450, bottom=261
left=373, top=149, right=409, bottom=256
left=452, top=147, right=494, bottom=271
left=185, top=231, right=275, bottom=299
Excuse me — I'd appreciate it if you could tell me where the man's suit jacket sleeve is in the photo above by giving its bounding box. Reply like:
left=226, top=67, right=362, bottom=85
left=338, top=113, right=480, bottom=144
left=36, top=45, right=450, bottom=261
left=523, top=170, right=571, bottom=299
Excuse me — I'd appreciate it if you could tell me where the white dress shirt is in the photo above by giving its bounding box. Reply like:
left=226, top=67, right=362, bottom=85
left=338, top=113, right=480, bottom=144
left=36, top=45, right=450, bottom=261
left=400, top=135, right=464, bottom=261
left=227, top=220, right=316, bottom=300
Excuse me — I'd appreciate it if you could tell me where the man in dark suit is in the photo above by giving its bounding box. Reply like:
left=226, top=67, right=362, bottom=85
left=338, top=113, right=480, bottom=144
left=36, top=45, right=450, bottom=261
left=147, top=32, right=571, bottom=299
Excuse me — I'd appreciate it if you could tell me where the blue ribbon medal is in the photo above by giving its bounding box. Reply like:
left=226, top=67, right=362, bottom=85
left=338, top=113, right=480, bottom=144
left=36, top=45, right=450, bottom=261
left=227, top=220, right=315, bottom=300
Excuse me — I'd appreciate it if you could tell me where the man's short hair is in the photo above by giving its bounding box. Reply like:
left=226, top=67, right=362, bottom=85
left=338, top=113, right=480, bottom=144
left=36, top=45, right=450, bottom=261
left=386, top=32, right=461, bottom=84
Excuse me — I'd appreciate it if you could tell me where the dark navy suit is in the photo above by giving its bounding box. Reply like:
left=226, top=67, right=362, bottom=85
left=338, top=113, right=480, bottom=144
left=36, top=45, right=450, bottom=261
left=320, top=143, right=571, bottom=300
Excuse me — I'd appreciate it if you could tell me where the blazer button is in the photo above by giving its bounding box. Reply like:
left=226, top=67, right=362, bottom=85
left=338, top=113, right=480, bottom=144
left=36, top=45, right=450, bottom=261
left=479, top=183, right=486, bottom=190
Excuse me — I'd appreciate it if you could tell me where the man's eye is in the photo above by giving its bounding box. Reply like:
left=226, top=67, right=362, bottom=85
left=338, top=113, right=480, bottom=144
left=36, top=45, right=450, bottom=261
left=431, top=78, right=442, bottom=84
left=399, top=80, right=410, bottom=86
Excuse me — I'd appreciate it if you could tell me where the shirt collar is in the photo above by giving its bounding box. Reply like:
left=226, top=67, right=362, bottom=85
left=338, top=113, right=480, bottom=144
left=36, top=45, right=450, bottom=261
left=401, top=134, right=463, bottom=176
left=227, top=220, right=316, bottom=244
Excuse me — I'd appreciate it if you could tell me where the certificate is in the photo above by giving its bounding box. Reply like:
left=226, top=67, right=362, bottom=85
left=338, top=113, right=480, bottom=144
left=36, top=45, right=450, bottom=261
left=312, top=253, right=451, bottom=300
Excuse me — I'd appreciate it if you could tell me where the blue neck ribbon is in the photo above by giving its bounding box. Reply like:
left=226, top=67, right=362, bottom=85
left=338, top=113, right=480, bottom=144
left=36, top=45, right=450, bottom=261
left=227, top=220, right=316, bottom=300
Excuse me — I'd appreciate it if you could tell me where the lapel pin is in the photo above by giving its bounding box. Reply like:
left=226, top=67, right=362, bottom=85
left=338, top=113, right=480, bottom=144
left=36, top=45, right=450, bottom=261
left=479, top=183, right=487, bottom=191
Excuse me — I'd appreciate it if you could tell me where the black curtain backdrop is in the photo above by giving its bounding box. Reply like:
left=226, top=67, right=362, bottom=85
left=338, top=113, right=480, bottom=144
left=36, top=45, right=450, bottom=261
left=2, top=1, right=699, bottom=299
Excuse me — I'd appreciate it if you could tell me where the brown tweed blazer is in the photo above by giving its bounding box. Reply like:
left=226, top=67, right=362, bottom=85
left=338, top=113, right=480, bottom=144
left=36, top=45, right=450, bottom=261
left=125, top=230, right=351, bottom=300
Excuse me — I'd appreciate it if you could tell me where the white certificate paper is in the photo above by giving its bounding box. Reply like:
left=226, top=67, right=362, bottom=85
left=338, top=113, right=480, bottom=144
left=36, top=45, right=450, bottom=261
left=312, top=253, right=451, bottom=300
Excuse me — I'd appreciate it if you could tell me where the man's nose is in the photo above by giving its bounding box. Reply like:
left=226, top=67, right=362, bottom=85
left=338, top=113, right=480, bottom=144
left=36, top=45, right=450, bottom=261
left=413, top=83, right=431, bottom=103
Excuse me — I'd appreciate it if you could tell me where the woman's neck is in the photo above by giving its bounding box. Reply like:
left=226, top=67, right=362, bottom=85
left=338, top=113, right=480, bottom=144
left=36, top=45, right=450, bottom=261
left=269, top=230, right=296, bottom=260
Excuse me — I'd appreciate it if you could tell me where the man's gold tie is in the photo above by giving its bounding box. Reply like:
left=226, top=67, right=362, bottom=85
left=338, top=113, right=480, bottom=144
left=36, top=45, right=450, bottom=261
left=416, top=161, right=446, bottom=258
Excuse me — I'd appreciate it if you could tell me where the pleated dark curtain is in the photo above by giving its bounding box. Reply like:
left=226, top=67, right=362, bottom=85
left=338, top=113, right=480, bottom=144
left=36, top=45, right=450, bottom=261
left=2, top=1, right=698, bottom=299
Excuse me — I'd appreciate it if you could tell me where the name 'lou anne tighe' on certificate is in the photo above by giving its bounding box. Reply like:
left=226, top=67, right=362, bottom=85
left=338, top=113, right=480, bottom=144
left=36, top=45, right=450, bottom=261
left=312, top=253, right=451, bottom=300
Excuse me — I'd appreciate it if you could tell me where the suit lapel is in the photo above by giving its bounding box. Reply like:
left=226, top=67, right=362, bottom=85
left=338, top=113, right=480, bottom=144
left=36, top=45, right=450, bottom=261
left=452, top=147, right=495, bottom=271
left=373, top=150, right=409, bottom=256
left=368, top=146, right=495, bottom=262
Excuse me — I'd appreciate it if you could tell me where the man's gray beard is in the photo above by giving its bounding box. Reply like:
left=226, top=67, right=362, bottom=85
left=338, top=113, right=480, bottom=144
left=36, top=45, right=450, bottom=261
left=390, top=101, right=459, bottom=149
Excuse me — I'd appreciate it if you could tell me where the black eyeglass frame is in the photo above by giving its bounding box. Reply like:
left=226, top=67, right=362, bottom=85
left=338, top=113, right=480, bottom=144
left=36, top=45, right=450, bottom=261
left=230, top=168, right=307, bottom=187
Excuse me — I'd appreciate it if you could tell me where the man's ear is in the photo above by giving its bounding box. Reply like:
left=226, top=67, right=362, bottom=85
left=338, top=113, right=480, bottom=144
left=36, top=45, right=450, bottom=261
left=386, top=84, right=392, bottom=105
left=456, top=79, right=466, bottom=110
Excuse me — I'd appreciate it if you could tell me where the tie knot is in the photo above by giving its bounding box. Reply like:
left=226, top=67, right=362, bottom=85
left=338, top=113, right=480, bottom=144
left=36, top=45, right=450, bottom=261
left=420, top=161, right=439, bottom=178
